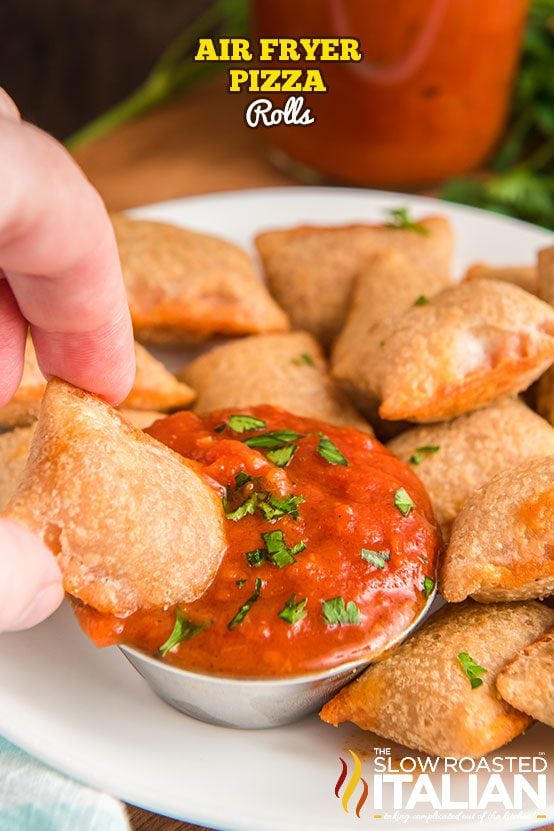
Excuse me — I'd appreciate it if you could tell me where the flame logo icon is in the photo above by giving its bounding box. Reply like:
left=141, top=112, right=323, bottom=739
left=335, top=749, right=369, bottom=817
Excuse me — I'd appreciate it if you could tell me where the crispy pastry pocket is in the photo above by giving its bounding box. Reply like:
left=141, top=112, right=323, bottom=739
left=2, top=380, right=226, bottom=615
left=496, top=630, right=554, bottom=728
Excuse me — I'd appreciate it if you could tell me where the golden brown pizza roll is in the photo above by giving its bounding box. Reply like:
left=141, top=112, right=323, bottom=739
left=387, top=398, right=554, bottom=539
left=441, top=456, right=554, bottom=602
left=537, top=246, right=554, bottom=425
left=336, top=279, right=554, bottom=423
left=497, top=630, right=554, bottom=728
left=255, top=216, right=453, bottom=346
left=320, top=600, right=554, bottom=758
left=2, top=379, right=226, bottom=615
left=465, top=262, right=537, bottom=295
left=179, top=332, right=370, bottom=431
left=113, top=214, right=289, bottom=343
left=0, top=339, right=194, bottom=428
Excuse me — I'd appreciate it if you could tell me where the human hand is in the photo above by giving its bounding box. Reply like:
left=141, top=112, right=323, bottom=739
left=0, top=89, right=135, bottom=632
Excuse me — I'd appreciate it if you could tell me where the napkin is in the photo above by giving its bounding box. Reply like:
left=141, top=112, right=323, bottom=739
left=0, top=736, right=129, bottom=831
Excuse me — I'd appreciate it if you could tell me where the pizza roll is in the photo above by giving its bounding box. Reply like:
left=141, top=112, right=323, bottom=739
left=441, top=456, right=554, bottom=602
left=179, top=332, right=370, bottom=432
left=337, top=279, right=554, bottom=423
left=537, top=247, right=554, bottom=425
left=332, top=249, right=452, bottom=418
left=497, top=630, right=554, bottom=728
left=387, top=398, right=554, bottom=539
left=255, top=216, right=452, bottom=346
left=113, top=214, right=289, bottom=343
left=2, top=380, right=226, bottom=615
left=0, top=339, right=194, bottom=428
left=320, top=600, right=554, bottom=758
left=465, top=262, right=537, bottom=295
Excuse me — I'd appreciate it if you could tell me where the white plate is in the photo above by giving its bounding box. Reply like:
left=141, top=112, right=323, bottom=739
left=0, top=188, right=552, bottom=831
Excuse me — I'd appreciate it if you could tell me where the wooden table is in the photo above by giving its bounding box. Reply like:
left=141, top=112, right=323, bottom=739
left=72, top=76, right=553, bottom=831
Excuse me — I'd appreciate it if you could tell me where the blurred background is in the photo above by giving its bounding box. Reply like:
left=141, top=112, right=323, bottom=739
left=1, top=0, right=553, bottom=226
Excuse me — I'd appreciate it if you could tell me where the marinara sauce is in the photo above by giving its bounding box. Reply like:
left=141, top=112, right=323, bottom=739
left=75, top=407, right=442, bottom=677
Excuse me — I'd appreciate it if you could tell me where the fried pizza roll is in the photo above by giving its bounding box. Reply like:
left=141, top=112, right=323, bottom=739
left=255, top=216, right=453, bottom=346
left=497, top=630, right=554, bottom=728
left=337, top=279, right=554, bottom=423
left=0, top=339, right=194, bottom=428
left=320, top=600, right=554, bottom=758
left=441, top=456, right=554, bottom=602
left=3, top=380, right=226, bottom=615
left=537, top=247, right=554, bottom=425
left=387, top=398, right=554, bottom=539
left=113, top=214, right=289, bottom=343
left=179, top=332, right=370, bottom=431
left=465, top=262, right=537, bottom=295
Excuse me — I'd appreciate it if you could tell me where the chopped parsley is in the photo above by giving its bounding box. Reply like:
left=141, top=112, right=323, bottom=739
left=262, top=530, right=306, bottom=568
left=267, top=444, right=298, bottom=467
left=159, top=609, right=209, bottom=656
left=414, top=295, right=429, bottom=306
left=292, top=352, right=316, bottom=367
left=258, top=494, right=304, bottom=521
left=236, top=579, right=247, bottom=588
left=322, top=597, right=361, bottom=626
left=317, top=433, right=349, bottom=466
left=227, top=414, right=267, bottom=433
left=225, top=493, right=258, bottom=521
left=457, top=652, right=487, bottom=689
left=394, top=487, right=414, bottom=516
left=423, top=576, right=435, bottom=598
left=279, top=594, right=308, bottom=625
left=410, top=445, right=440, bottom=465
left=385, top=207, right=429, bottom=235
left=244, top=430, right=303, bottom=449
left=361, top=548, right=391, bottom=569
left=214, top=422, right=226, bottom=433
left=246, top=548, right=267, bottom=568
left=228, top=578, right=263, bottom=629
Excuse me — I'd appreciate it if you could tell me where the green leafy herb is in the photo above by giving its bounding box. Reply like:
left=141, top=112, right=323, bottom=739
left=317, top=433, right=349, bottom=466
left=244, top=430, right=303, bottom=449
left=267, top=445, right=298, bottom=467
left=292, top=352, right=316, bottom=367
left=361, top=549, right=391, bottom=569
left=385, top=207, right=429, bottom=235
left=423, top=576, right=435, bottom=598
left=262, top=530, right=306, bottom=568
left=394, top=487, right=414, bottom=516
left=246, top=548, right=267, bottom=568
left=279, top=594, right=308, bottom=624
left=214, top=422, right=226, bottom=433
left=322, top=596, right=361, bottom=626
left=227, top=414, right=267, bottom=433
left=159, top=608, right=209, bottom=656
left=225, top=493, right=258, bottom=521
left=414, top=295, right=429, bottom=306
left=409, top=445, right=441, bottom=465
left=234, top=471, right=252, bottom=488
left=258, top=494, right=304, bottom=521
left=228, top=578, right=263, bottom=629
left=457, top=652, right=487, bottom=689
left=236, top=578, right=247, bottom=588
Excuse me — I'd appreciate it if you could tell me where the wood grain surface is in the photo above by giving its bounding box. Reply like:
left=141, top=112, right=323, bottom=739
left=74, top=78, right=553, bottom=831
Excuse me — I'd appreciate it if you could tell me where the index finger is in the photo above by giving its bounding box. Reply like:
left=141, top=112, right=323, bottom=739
left=0, top=108, right=135, bottom=404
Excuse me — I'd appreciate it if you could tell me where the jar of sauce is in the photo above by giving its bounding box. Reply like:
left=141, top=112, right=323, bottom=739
left=252, top=0, right=528, bottom=188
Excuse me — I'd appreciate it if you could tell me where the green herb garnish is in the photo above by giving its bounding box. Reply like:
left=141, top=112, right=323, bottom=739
left=317, top=433, right=349, bottom=466
left=236, top=578, right=247, bottom=588
left=214, top=422, right=226, bottom=433
left=258, top=494, right=304, bottom=521
left=457, top=652, right=487, bottom=689
left=414, top=295, right=429, bottom=306
left=244, top=430, right=303, bottom=449
left=292, top=352, right=316, bottom=367
left=322, top=597, right=361, bottom=626
left=228, top=578, right=263, bottom=629
left=267, top=445, right=298, bottom=467
left=386, top=207, right=429, bottom=235
left=394, top=487, right=414, bottom=516
left=361, top=549, right=391, bottom=569
left=246, top=548, right=267, bottom=568
left=279, top=594, right=308, bottom=625
left=262, top=530, right=306, bottom=568
left=159, top=608, right=209, bottom=656
left=410, top=445, right=440, bottom=465
left=225, top=493, right=258, bottom=521
left=423, top=576, right=435, bottom=598
left=227, top=414, right=267, bottom=433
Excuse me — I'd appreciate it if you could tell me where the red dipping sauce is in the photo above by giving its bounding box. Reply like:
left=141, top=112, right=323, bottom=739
left=75, top=407, right=441, bottom=677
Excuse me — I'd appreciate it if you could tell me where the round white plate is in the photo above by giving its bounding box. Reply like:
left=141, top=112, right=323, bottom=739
left=0, top=188, right=552, bottom=831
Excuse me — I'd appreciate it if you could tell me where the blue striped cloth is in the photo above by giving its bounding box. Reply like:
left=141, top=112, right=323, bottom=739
left=0, top=737, right=129, bottom=831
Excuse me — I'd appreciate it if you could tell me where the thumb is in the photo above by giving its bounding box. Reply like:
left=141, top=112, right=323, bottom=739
left=0, top=519, right=63, bottom=633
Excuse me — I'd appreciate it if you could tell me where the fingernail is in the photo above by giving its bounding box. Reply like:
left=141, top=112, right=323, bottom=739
left=9, top=583, right=64, bottom=631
